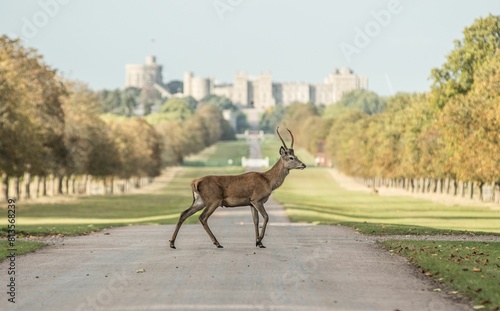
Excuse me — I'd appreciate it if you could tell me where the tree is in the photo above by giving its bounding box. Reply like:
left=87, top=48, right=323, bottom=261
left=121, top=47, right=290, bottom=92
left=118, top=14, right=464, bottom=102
left=431, top=14, right=500, bottom=108
left=139, top=88, right=162, bottom=116
left=100, top=87, right=141, bottom=116
left=197, top=104, right=224, bottom=146
left=200, top=94, right=236, bottom=111
left=61, top=80, right=105, bottom=176
left=159, top=97, right=196, bottom=120
left=155, top=121, right=189, bottom=165
left=108, top=118, right=162, bottom=179
left=260, top=105, right=285, bottom=133
left=0, top=36, right=66, bottom=198
left=235, top=111, right=250, bottom=133
left=165, top=80, right=183, bottom=94
left=327, top=89, right=386, bottom=115
left=440, top=52, right=500, bottom=183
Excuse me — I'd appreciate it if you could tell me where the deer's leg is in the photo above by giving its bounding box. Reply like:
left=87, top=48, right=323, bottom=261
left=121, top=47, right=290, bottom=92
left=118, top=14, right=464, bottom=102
left=169, top=195, right=205, bottom=249
left=250, top=206, right=260, bottom=246
left=199, top=201, right=223, bottom=248
left=251, top=201, right=269, bottom=248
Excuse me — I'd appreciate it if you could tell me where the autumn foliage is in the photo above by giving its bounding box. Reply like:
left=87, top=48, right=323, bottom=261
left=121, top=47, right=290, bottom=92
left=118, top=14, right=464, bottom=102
left=0, top=36, right=230, bottom=201
left=277, top=15, right=500, bottom=202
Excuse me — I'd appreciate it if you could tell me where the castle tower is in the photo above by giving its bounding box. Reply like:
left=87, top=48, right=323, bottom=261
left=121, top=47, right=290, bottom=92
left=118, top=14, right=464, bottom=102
left=183, top=71, right=193, bottom=97
left=125, top=55, right=163, bottom=89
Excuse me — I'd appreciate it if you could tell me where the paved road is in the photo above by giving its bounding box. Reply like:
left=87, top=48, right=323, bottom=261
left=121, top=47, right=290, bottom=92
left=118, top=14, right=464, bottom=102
left=1, top=199, right=470, bottom=311
left=1, top=135, right=472, bottom=310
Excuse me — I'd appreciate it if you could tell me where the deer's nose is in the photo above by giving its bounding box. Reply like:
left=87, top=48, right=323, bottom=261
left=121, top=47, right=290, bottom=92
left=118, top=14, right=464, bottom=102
left=299, top=163, right=306, bottom=169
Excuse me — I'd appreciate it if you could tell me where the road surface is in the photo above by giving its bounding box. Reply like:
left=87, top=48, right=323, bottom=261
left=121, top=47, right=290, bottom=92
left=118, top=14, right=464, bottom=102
left=1, top=198, right=470, bottom=311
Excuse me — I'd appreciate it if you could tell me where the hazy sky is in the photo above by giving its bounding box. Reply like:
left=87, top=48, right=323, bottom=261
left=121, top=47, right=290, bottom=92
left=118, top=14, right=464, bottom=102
left=1, top=0, right=499, bottom=96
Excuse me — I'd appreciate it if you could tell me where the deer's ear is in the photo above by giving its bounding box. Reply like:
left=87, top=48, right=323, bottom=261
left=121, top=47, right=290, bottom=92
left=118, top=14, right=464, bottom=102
left=279, top=146, right=286, bottom=156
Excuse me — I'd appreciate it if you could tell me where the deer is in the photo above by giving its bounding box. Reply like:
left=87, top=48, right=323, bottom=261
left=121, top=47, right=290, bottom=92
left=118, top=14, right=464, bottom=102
left=169, top=127, right=306, bottom=249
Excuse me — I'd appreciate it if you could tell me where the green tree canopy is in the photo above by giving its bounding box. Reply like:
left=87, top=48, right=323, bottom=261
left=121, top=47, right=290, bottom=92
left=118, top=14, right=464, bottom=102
left=431, top=14, right=500, bottom=108
left=325, top=89, right=386, bottom=116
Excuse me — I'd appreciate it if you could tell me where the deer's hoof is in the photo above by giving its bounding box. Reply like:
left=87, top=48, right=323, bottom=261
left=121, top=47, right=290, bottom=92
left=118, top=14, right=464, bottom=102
left=256, top=241, right=266, bottom=248
left=216, top=245, right=224, bottom=248
left=169, top=240, right=176, bottom=249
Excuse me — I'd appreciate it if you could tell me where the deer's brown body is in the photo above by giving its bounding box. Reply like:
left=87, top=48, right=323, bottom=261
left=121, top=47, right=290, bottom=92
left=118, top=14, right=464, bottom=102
left=169, top=128, right=305, bottom=249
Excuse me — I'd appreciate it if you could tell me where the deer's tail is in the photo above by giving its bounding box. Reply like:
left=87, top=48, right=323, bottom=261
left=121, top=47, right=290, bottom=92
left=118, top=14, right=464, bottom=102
left=191, top=179, right=205, bottom=205
left=192, top=179, right=202, bottom=193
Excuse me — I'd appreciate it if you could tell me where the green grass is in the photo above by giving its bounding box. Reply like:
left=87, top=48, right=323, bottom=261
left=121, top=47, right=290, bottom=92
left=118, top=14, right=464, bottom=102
left=273, top=168, right=500, bottom=234
left=184, top=139, right=249, bottom=166
left=0, top=240, right=46, bottom=261
left=382, top=240, right=500, bottom=310
left=0, top=167, right=243, bottom=237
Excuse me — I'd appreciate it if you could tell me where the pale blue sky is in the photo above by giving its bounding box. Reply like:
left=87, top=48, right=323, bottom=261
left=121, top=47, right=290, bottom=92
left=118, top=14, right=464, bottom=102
left=1, top=0, right=499, bottom=96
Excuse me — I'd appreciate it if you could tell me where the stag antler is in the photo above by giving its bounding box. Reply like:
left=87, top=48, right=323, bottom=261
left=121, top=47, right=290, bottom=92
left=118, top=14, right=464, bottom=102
left=276, top=127, right=288, bottom=149
left=277, top=127, right=295, bottom=149
left=287, top=128, right=294, bottom=149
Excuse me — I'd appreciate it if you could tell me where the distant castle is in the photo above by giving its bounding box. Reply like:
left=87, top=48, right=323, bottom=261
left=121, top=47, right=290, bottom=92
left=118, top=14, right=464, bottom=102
left=125, top=55, right=171, bottom=98
left=184, top=68, right=367, bottom=110
left=125, top=55, right=368, bottom=111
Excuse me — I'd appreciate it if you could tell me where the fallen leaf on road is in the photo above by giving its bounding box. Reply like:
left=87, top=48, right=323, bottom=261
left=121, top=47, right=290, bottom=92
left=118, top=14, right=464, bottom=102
left=136, top=269, right=146, bottom=273
left=472, top=267, right=482, bottom=272
left=472, top=305, right=485, bottom=310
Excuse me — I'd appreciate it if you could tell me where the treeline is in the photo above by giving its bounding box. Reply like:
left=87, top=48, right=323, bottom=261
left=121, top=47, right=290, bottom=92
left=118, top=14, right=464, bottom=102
left=0, top=36, right=233, bottom=202
left=274, top=15, right=500, bottom=203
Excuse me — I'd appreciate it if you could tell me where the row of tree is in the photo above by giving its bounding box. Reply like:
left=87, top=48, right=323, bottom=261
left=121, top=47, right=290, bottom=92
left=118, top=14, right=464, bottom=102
left=273, top=15, right=500, bottom=202
left=99, top=83, right=251, bottom=134
left=0, top=36, right=233, bottom=201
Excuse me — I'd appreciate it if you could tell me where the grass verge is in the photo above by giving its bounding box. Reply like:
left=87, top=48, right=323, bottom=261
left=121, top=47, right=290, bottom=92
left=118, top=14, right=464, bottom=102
left=273, top=168, right=500, bottom=235
left=381, top=240, right=500, bottom=311
left=0, top=240, right=46, bottom=261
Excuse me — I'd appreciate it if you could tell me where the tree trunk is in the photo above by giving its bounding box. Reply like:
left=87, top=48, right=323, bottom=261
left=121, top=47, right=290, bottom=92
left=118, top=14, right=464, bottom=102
left=49, top=174, right=55, bottom=196
left=469, top=181, right=474, bottom=199
left=57, top=175, right=63, bottom=195
left=494, top=182, right=500, bottom=204
left=490, top=181, right=496, bottom=203
left=65, top=175, right=70, bottom=195
left=110, top=176, right=114, bottom=195
left=42, top=176, right=47, bottom=196
left=24, top=171, right=31, bottom=199
left=2, top=173, right=9, bottom=202
left=14, top=176, right=20, bottom=200
left=71, top=175, right=76, bottom=194
left=82, top=175, right=89, bottom=195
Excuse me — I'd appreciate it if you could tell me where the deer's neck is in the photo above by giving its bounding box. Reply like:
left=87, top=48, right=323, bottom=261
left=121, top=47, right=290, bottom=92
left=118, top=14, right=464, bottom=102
left=264, top=159, right=289, bottom=191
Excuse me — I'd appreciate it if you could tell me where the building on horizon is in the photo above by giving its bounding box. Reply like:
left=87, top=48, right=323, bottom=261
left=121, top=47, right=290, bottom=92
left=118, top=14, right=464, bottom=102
left=184, top=68, right=368, bottom=110
left=125, top=55, right=164, bottom=89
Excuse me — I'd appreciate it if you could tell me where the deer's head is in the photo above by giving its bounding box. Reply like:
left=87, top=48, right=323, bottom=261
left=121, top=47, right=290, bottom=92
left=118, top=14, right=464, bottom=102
left=277, top=127, right=306, bottom=170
